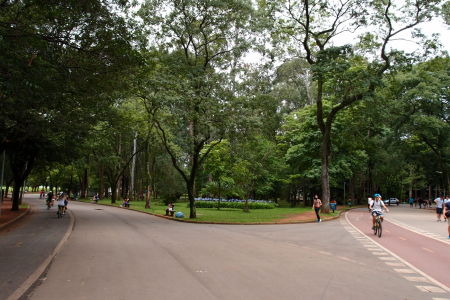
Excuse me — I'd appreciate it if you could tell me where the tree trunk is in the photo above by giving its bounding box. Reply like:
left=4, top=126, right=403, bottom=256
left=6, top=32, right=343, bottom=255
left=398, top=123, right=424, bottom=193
left=80, top=168, right=88, bottom=198
left=99, top=164, right=104, bottom=198
left=130, top=132, right=137, bottom=199
left=111, top=181, right=118, bottom=204
left=145, top=185, right=152, bottom=209
left=320, top=129, right=331, bottom=213
left=187, top=180, right=196, bottom=218
left=12, top=180, right=22, bottom=211
left=10, top=156, right=34, bottom=211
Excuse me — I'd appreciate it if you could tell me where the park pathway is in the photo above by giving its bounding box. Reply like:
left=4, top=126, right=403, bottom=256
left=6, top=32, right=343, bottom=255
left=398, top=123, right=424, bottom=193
left=15, top=200, right=447, bottom=300
left=346, top=206, right=450, bottom=296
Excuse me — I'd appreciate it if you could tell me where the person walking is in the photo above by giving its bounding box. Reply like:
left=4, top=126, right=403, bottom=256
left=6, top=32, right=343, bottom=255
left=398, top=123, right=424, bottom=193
left=408, top=197, right=414, bottom=208
left=312, top=194, right=322, bottom=222
left=367, top=197, right=373, bottom=211
left=444, top=196, right=449, bottom=222
left=434, top=195, right=444, bottom=222
left=443, top=197, right=450, bottom=239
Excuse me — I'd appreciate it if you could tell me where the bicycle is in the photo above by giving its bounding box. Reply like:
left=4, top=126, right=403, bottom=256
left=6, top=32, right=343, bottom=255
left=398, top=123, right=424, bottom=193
left=372, top=211, right=383, bottom=238
left=57, top=205, right=65, bottom=218
left=46, top=199, right=53, bottom=209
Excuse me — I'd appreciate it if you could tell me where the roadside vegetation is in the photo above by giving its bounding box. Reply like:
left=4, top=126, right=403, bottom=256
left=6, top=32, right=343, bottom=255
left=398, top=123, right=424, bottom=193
left=78, top=198, right=344, bottom=224
left=1, top=1, right=448, bottom=218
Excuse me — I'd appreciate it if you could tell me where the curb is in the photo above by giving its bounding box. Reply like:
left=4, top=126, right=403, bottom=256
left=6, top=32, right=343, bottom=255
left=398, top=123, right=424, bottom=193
left=0, top=204, right=31, bottom=230
left=6, top=208, right=75, bottom=300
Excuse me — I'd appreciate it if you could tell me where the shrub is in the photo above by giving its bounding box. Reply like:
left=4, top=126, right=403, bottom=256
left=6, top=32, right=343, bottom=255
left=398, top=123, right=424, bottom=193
left=193, top=200, right=276, bottom=209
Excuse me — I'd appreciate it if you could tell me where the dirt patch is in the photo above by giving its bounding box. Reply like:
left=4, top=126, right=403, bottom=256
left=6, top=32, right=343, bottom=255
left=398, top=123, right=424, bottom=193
left=278, top=211, right=317, bottom=222
left=0, top=198, right=28, bottom=227
left=278, top=206, right=345, bottom=223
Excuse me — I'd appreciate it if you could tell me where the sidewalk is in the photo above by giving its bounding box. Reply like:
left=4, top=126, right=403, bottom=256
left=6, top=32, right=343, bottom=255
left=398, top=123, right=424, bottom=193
left=0, top=195, right=73, bottom=300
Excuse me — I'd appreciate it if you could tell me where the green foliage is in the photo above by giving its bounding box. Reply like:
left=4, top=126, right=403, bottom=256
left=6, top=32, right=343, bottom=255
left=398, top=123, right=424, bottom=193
left=194, top=201, right=276, bottom=209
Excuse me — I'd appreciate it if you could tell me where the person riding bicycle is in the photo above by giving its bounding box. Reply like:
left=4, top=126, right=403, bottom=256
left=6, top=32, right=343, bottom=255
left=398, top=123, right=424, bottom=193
left=57, top=195, right=66, bottom=216
left=46, top=191, right=54, bottom=208
left=370, top=194, right=389, bottom=230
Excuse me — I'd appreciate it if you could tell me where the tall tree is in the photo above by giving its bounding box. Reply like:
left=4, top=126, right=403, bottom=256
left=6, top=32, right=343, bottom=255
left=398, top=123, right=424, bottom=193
left=265, top=0, right=444, bottom=212
left=137, top=0, right=254, bottom=218
left=0, top=0, right=138, bottom=210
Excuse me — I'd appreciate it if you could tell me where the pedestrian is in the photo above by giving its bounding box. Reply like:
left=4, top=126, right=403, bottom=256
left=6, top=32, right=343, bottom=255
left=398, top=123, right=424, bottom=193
left=418, top=197, right=423, bottom=209
left=312, top=194, right=322, bottom=222
left=434, top=195, right=444, bottom=222
left=408, top=197, right=414, bottom=208
left=165, top=203, right=175, bottom=216
left=443, top=198, right=450, bottom=239
left=330, top=199, right=337, bottom=213
left=367, top=197, right=373, bottom=211
left=444, top=196, right=449, bottom=222
left=92, top=193, right=100, bottom=203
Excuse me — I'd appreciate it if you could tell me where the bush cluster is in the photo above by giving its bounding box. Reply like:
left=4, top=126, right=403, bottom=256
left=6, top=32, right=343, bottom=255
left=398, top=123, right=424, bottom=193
left=194, top=200, right=276, bottom=209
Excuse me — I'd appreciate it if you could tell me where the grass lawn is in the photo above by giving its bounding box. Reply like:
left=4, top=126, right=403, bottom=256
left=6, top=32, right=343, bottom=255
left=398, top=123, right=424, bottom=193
left=79, top=198, right=344, bottom=223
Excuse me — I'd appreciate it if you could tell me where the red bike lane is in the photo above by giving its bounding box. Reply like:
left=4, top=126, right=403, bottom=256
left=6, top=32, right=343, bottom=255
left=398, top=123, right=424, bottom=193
left=346, top=209, right=450, bottom=290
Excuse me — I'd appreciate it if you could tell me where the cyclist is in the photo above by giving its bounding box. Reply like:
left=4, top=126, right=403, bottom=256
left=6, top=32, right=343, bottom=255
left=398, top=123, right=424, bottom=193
left=57, top=195, right=66, bottom=216
left=46, top=191, right=54, bottom=209
left=370, top=194, right=389, bottom=230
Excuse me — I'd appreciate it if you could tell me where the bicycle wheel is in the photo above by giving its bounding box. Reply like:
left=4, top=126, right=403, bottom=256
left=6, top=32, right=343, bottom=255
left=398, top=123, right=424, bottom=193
left=377, top=220, right=382, bottom=238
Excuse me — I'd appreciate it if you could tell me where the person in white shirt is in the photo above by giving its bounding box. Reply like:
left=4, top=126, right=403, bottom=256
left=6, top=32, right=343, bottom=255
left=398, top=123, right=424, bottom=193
left=367, top=197, right=373, bottom=211
left=370, top=194, right=389, bottom=230
left=434, top=195, right=444, bottom=222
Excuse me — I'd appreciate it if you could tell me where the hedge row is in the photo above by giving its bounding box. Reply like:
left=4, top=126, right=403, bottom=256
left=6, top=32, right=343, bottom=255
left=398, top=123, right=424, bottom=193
left=193, top=200, right=276, bottom=209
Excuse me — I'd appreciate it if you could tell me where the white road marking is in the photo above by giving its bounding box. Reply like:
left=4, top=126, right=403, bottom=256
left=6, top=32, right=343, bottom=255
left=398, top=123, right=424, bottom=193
left=378, top=256, right=397, bottom=261
left=416, top=286, right=446, bottom=293
left=422, top=247, right=434, bottom=253
left=394, top=268, right=416, bottom=274
left=371, top=252, right=388, bottom=256
left=367, top=248, right=380, bottom=251
left=344, top=211, right=450, bottom=293
left=404, top=276, right=430, bottom=283
left=385, top=262, right=405, bottom=267
left=384, top=218, right=450, bottom=245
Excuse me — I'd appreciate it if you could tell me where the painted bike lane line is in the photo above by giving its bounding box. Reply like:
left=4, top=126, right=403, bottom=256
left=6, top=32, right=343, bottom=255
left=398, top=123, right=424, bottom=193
left=346, top=209, right=450, bottom=291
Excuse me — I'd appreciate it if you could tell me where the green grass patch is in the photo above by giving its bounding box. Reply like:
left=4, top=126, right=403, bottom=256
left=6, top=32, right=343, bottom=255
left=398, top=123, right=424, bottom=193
left=78, top=198, right=343, bottom=223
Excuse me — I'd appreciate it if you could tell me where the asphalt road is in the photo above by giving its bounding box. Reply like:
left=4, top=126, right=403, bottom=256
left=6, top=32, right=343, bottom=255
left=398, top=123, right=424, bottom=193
left=346, top=206, right=450, bottom=294
left=0, top=195, right=71, bottom=300
left=12, top=199, right=446, bottom=300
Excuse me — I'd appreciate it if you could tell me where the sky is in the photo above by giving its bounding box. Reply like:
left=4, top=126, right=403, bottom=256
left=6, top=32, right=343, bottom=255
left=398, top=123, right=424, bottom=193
left=244, top=14, right=449, bottom=65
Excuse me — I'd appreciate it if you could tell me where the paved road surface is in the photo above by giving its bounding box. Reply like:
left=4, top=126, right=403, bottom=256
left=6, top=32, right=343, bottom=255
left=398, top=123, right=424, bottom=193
left=16, top=200, right=448, bottom=300
left=346, top=206, right=450, bottom=295
left=0, top=195, right=71, bottom=300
